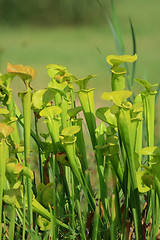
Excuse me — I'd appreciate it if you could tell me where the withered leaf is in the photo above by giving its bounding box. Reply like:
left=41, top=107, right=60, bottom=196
left=7, top=62, right=36, bottom=81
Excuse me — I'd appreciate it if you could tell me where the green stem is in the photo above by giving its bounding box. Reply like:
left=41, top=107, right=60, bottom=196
left=47, top=118, right=62, bottom=154
left=76, top=199, right=86, bottom=240
left=51, top=154, right=57, bottom=239
left=9, top=206, right=16, bottom=240
left=111, top=72, right=125, bottom=91
left=17, top=115, right=44, bottom=151
left=2, top=210, right=6, bottom=240
left=22, top=176, right=26, bottom=240
left=141, top=92, right=155, bottom=147
left=64, top=140, right=96, bottom=211
left=95, top=125, right=112, bottom=222
left=74, top=118, right=93, bottom=195
left=117, top=108, right=142, bottom=238
left=34, top=115, right=43, bottom=183
left=71, top=172, right=75, bottom=235
left=0, top=138, right=8, bottom=239
left=20, top=88, right=33, bottom=229
left=110, top=194, right=117, bottom=240
left=7, top=96, right=21, bottom=150
left=61, top=97, right=69, bottom=129
left=91, top=202, right=100, bottom=240
left=142, top=91, right=156, bottom=238
left=77, top=89, right=97, bottom=149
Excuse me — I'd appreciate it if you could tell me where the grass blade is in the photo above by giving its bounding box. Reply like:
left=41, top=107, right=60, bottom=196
left=129, top=18, right=137, bottom=88
left=110, top=0, right=125, bottom=53
left=91, top=203, right=100, bottom=240
left=96, top=0, right=124, bottom=55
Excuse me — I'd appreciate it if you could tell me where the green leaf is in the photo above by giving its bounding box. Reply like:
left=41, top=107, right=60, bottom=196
left=141, top=165, right=152, bottom=174
left=46, top=63, right=66, bottom=72
left=41, top=141, right=53, bottom=155
left=12, top=144, right=24, bottom=153
left=22, top=166, right=34, bottom=180
left=39, top=106, right=62, bottom=119
left=96, top=107, right=109, bottom=123
left=131, top=102, right=143, bottom=113
left=96, top=106, right=118, bottom=126
left=61, top=125, right=81, bottom=136
left=106, top=54, right=137, bottom=66
left=0, top=79, right=12, bottom=105
left=136, top=171, right=150, bottom=193
left=105, top=107, right=118, bottom=125
left=6, top=161, right=23, bottom=175
left=135, top=78, right=158, bottom=92
left=32, top=89, right=48, bottom=110
left=101, top=90, right=132, bottom=106
left=3, top=187, right=23, bottom=208
left=141, top=173, right=153, bottom=187
left=111, top=66, right=127, bottom=74
left=74, top=75, right=96, bottom=89
left=67, top=106, right=82, bottom=118
left=95, top=122, right=107, bottom=135
left=103, top=143, right=119, bottom=156
left=139, top=146, right=160, bottom=156
left=32, top=88, right=56, bottom=111
left=152, top=164, right=160, bottom=182
left=48, top=79, right=68, bottom=96
left=0, top=73, right=15, bottom=87
left=37, top=215, right=51, bottom=231
left=32, top=198, right=70, bottom=230
left=106, top=125, right=117, bottom=136
left=60, top=135, right=77, bottom=144
left=41, top=183, right=54, bottom=208
left=47, top=67, right=59, bottom=79
left=0, top=108, right=9, bottom=115
left=42, top=88, right=56, bottom=106
left=40, top=133, right=50, bottom=140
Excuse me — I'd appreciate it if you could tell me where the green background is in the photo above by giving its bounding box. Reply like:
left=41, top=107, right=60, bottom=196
left=0, top=0, right=160, bottom=141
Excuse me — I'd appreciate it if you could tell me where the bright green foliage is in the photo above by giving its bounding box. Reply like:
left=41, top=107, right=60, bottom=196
left=61, top=125, right=81, bottom=136
left=74, top=74, right=96, bottom=89
left=106, top=54, right=137, bottom=91
left=0, top=54, right=160, bottom=240
left=106, top=54, right=137, bottom=66
left=101, top=90, right=132, bottom=106
left=40, top=106, right=62, bottom=119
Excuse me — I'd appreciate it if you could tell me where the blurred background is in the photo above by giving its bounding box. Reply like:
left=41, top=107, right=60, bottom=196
left=0, top=0, right=160, bottom=141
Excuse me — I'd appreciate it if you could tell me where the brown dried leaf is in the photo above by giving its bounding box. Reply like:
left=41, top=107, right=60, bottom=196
left=126, top=220, right=132, bottom=240
left=142, top=223, right=146, bottom=240
left=86, top=211, right=94, bottom=232
left=146, top=222, right=152, bottom=233
left=100, top=199, right=103, bottom=219
left=7, top=62, right=36, bottom=81
left=14, top=162, right=24, bottom=174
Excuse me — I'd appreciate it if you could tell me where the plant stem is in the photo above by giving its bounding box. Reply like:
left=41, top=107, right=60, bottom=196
left=51, top=154, right=57, bottom=239
left=9, top=206, right=16, bottom=240
left=0, top=138, right=8, bottom=239
left=34, top=115, right=43, bottom=183
left=20, top=88, right=33, bottom=229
